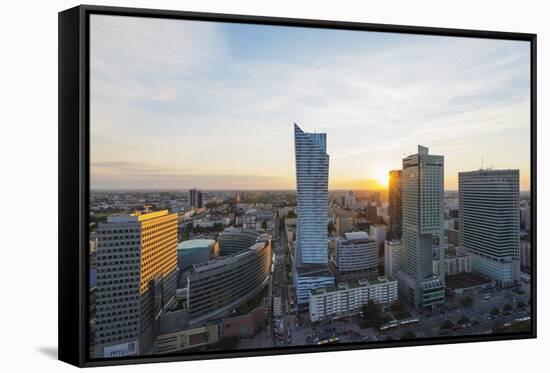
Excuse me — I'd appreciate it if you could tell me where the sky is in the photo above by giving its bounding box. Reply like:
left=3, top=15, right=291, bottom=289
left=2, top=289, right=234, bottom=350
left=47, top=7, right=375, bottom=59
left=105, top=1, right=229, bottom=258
left=90, top=15, right=531, bottom=191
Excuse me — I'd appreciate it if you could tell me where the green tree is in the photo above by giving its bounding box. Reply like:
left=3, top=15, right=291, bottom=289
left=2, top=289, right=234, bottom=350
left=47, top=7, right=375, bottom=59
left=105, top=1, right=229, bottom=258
left=401, top=331, right=416, bottom=339
left=390, top=302, right=408, bottom=314
left=440, top=320, right=454, bottom=330
left=457, top=316, right=470, bottom=325
left=460, top=295, right=474, bottom=307
left=516, top=301, right=526, bottom=309
left=490, top=307, right=500, bottom=316
left=221, top=336, right=240, bottom=350
left=360, top=301, right=383, bottom=329
left=503, top=303, right=513, bottom=312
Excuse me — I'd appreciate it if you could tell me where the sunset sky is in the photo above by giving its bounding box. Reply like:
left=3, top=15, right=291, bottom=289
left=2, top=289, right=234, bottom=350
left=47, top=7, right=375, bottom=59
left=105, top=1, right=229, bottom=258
left=90, top=15, right=531, bottom=191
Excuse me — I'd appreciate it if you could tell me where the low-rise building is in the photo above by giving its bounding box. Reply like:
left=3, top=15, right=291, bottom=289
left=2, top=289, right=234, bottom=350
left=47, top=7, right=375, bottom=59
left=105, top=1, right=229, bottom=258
left=156, top=324, right=219, bottom=354
left=332, top=232, right=378, bottom=281
left=309, top=277, right=398, bottom=322
left=432, top=253, right=471, bottom=276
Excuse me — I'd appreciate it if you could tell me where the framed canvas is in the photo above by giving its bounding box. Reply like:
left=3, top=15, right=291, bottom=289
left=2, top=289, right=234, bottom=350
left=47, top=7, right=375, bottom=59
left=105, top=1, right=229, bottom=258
left=58, top=4, right=537, bottom=367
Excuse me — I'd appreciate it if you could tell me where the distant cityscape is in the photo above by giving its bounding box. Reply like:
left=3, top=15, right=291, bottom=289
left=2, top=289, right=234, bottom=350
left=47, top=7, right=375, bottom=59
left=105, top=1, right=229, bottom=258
left=89, top=124, right=532, bottom=359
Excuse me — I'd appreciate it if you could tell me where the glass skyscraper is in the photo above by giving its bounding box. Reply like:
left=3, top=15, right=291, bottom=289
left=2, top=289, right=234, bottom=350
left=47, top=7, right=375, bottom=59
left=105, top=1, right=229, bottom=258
left=459, top=169, right=520, bottom=287
left=399, top=145, right=445, bottom=308
left=293, top=123, right=334, bottom=306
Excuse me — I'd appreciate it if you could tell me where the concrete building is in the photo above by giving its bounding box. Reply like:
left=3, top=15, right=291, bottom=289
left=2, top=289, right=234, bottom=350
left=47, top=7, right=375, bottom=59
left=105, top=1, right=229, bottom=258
left=332, top=232, right=378, bottom=281
left=432, top=253, right=471, bottom=276
left=520, top=205, right=531, bottom=231
left=94, top=210, right=178, bottom=357
left=388, top=170, right=402, bottom=240
left=309, top=277, right=398, bottom=322
left=293, top=123, right=334, bottom=306
left=369, top=224, right=387, bottom=243
left=520, top=241, right=531, bottom=270
left=218, top=227, right=260, bottom=256
left=156, top=324, right=219, bottom=354
left=459, top=169, right=520, bottom=287
left=189, top=188, right=203, bottom=209
left=336, top=216, right=354, bottom=236
left=176, top=239, right=216, bottom=288
left=384, top=240, right=402, bottom=276
left=398, top=145, right=445, bottom=308
left=186, top=238, right=271, bottom=325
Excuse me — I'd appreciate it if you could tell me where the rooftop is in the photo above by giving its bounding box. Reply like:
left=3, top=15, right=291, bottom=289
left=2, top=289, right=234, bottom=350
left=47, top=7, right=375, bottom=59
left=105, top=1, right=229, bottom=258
left=344, top=231, right=369, bottom=241
left=177, top=239, right=216, bottom=252
left=106, top=209, right=171, bottom=223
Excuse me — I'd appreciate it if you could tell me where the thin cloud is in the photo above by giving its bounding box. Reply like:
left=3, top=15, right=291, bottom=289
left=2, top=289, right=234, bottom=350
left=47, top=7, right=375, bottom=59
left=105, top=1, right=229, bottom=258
left=90, top=15, right=531, bottom=190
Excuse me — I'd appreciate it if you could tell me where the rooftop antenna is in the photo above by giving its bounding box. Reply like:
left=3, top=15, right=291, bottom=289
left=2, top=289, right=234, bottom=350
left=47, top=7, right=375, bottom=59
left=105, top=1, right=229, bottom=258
left=481, top=156, right=484, bottom=170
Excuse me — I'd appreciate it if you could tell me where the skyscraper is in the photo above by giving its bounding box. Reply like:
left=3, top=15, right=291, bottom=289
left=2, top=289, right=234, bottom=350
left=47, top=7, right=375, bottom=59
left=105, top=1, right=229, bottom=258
left=398, top=145, right=445, bottom=307
left=459, top=169, right=520, bottom=287
left=388, top=170, right=402, bottom=240
left=293, top=123, right=334, bottom=306
left=189, top=188, right=203, bottom=208
left=94, top=210, right=178, bottom=357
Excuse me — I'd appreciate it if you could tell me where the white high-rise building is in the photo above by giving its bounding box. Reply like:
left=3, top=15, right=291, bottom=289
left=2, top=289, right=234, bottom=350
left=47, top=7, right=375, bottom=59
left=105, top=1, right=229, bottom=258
left=369, top=224, right=387, bottom=243
left=398, top=145, right=445, bottom=307
left=293, top=123, right=334, bottom=306
left=459, top=169, right=520, bottom=287
left=384, top=240, right=402, bottom=276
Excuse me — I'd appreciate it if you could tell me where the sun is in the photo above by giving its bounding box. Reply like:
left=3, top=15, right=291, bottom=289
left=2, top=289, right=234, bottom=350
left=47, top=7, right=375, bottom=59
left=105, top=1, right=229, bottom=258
left=375, top=169, right=390, bottom=189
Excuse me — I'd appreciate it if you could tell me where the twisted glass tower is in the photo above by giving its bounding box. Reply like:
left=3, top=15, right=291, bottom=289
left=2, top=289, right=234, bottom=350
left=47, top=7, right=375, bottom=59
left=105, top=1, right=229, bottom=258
left=294, top=123, right=329, bottom=265
left=293, top=123, right=333, bottom=306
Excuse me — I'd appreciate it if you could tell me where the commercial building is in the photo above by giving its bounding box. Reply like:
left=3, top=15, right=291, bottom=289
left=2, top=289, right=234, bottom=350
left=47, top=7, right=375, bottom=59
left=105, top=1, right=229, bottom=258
left=176, top=239, right=216, bottom=288
left=218, top=227, right=260, bottom=256
left=94, top=210, right=178, bottom=357
left=336, top=216, right=354, bottom=236
left=186, top=238, right=272, bottom=325
left=309, top=277, right=398, bottom=322
left=388, top=170, right=402, bottom=239
left=459, top=169, right=520, bottom=287
left=156, top=324, right=219, bottom=354
left=520, top=241, right=531, bottom=270
left=384, top=240, right=402, bottom=276
left=432, top=253, right=471, bottom=276
left=332, top=232, right=378, bottom=281
left=189, top=188, right=203, bottom=209
left=369, top=224, right=387, bottom=243
left=293, top=123, right=334, bottom=306
left=398, top=145, right=445, bottom=307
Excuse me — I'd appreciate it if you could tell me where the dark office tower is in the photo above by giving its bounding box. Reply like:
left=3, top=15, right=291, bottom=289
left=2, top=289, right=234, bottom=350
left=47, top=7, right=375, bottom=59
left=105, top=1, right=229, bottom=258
left=189, top=188, right=203, bottom=208
left=388, top=170, right=402, bottom=240
left=366, top=203, right=378, bottom=223
left=197, top=191, right=203, bottom=208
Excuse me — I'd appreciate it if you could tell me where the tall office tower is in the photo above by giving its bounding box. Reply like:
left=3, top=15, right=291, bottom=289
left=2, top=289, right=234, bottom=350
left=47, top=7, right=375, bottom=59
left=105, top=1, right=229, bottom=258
left=459, top=169, right=520, bottom=287
left=293, top=123, right=334, bottom=306
left=94, top=210, right=178, bottom=358
left=398, top=145, right=445, bottom=308
left=189, top=188, right=203, bottom=208
left=388, top=170, right=402, bottom=239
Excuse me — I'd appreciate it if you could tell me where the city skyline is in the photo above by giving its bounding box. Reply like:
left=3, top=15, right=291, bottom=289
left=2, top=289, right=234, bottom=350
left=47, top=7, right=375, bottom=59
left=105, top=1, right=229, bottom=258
left=90, top=15, right=531, bottom=191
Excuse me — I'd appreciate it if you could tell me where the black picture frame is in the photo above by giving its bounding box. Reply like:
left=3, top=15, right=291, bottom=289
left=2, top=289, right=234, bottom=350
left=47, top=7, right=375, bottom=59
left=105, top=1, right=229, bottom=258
left=58, top=4, right=537, bottom=368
